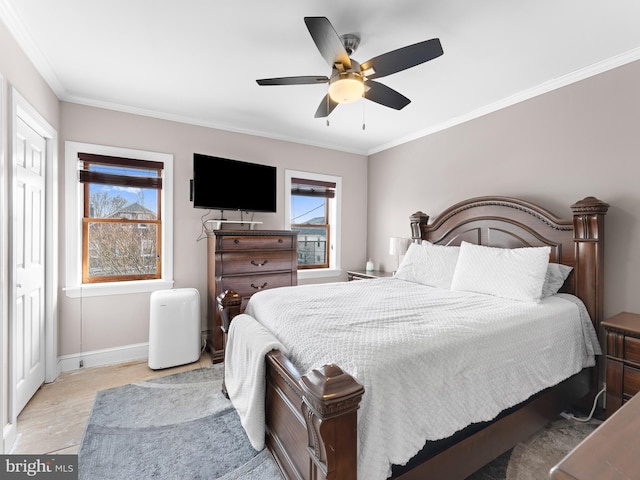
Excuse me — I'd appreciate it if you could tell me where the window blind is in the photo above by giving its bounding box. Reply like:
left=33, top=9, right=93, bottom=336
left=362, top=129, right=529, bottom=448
left=78, top=152, right=163, bottom=189
left=291, top=177, right=336, bottom=199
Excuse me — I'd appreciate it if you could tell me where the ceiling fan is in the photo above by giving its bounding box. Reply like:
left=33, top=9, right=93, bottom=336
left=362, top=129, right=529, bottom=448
left=256, top=16, right=443, bottom=118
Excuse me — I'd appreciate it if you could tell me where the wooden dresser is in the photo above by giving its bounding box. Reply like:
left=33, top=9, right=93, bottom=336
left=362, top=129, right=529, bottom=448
left=206, top=230, right=298, bottom=362
left=602, top=311, right=640, bottom=418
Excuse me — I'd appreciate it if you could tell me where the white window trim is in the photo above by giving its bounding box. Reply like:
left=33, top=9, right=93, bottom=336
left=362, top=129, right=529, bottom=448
left=285, top=169, right=342, bottom=280
left=64, top=142, right=174, bottom=297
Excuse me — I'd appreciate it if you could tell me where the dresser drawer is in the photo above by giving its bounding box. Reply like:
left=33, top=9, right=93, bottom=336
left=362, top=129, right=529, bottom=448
left=625, top=336, right=640, bottom=365
left=220, top=251, right=294, bottom=275
left=623, top=365, right=640, bottom=397
left=221, top=272, right=295, bottom=298
left=219, top=235, right=295, bottom=251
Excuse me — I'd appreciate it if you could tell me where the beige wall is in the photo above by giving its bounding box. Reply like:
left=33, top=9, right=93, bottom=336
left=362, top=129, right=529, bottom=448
left=368, top=59, right=640, bottom=319
left=0, top=18, right=60, bottom=449
left=59, top=103, right=368, bottom=356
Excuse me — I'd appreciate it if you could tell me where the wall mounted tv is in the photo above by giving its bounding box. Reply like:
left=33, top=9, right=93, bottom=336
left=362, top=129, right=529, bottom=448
left=191, top=153, right=277, bottom=212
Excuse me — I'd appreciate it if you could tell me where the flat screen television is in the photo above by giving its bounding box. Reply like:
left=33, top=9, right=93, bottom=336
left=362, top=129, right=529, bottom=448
left=191, top=153, right=277, bottom=212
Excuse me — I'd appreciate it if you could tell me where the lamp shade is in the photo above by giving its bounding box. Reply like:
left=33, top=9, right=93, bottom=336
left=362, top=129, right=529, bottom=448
left=389, top=237, right=410, bottom=256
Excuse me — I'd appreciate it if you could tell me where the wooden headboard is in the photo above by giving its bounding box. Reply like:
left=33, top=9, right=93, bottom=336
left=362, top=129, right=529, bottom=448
left=409, top=196, right=609, bottom=334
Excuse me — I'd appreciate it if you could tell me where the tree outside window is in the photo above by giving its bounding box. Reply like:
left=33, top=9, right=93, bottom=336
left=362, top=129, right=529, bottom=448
left=79, top=153, right=163, bottom=283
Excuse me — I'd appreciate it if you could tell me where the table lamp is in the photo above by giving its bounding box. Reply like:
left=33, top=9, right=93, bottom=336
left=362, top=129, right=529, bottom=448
left=389, top=237, right=410, bottom=274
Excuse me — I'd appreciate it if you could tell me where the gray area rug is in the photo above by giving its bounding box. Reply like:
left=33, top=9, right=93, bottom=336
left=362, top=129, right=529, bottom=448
left=468, top=416, right=600, bottom=479
left=78, top=364, right=282, bottom=480
left=79, top=364, right=599, bottom=480
left=505, top=416, right=600, bottom=480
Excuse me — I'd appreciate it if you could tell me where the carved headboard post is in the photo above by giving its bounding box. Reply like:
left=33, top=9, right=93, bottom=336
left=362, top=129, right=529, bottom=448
left=570, top=197, right=609, bottom=336
left=410, top=211, right=429, bottom=244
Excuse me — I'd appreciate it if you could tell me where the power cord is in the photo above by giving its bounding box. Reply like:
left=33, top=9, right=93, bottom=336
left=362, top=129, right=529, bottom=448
left=196, top=209, right=213, bottom=241
left=560, top=386, right=606, bottom=422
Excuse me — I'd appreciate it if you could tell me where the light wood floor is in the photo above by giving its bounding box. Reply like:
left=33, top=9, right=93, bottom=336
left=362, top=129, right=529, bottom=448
left=10, top=352, right=213, bottom=455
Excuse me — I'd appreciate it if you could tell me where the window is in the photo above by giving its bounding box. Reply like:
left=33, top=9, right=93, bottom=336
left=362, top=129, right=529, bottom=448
left=285, top=170, right=341, bottom=276
left=65, top=142, right=173, bottom=297
left=79, top=153, right=162, bottom=283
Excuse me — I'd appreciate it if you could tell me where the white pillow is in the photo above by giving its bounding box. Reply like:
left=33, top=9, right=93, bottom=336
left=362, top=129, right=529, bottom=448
left=450, top=242, right=550, bottom=302
left=395, top=242, right=460, bottom=289
left=541, top=263, right=573, bottom=298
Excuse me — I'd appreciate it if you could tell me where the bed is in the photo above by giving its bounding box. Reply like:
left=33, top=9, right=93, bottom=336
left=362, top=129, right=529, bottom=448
left=217, top=195, right=609, bottom=480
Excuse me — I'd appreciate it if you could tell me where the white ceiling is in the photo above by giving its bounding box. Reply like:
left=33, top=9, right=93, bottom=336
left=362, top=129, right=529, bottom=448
left=2, top=0, right=640, bottom=155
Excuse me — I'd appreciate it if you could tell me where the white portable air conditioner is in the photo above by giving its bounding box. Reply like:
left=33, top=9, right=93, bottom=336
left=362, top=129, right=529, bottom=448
left=149, top=288, right=201, bottom=369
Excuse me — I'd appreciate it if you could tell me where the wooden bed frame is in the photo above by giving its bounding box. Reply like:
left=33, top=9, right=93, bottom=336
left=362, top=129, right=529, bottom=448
left=218, top=195, right=609, bottom=480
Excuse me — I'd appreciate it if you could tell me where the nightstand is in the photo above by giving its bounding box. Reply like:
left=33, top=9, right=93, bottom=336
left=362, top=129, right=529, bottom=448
left=346, top=270, right=394, bottom=281
left=602, top=312, right=640, bottom=418
left=549, top=389, right=640, bottom=479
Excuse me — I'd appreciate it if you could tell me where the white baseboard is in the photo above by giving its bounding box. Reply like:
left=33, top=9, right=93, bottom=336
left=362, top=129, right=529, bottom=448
left=57, top=342, right=149, bottom=374
left=3, top=422, right=16, bottom=455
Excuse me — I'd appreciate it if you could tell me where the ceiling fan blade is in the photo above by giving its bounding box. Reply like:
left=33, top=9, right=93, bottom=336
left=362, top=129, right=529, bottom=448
left=256, top=76, right=329, bottom=86
left=314, top=94, right=339, bottom=118
left=364, top=80, right=411, bottom=110
left=361, top=38, right=443, bottom=80
left=304, top=17, right=352, bottom=70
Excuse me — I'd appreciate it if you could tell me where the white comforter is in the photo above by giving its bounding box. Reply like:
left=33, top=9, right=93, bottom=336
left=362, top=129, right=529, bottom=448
left=224, top=314, right=287, bottom=450
left=236, top=277, right=600, bottom=480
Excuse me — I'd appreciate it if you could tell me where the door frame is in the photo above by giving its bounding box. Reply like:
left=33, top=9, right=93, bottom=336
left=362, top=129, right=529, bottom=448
left=3, top=87, right=58, bottom=451
left=0, top=74, right=5, bottom=455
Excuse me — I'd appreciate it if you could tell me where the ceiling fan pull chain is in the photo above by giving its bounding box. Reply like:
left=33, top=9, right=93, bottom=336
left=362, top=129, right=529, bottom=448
left=326, top=95, right=330, bottom=126
left=362, top=102, right=366, bottom=130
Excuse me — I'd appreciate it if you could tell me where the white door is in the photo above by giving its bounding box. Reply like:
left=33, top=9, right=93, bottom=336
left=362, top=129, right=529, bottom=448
left=13, top=116, right=46, bottom=414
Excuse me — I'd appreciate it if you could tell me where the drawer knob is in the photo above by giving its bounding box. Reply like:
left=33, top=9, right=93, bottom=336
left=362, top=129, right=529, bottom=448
left=251, top=260, right=268, bottom=267
left=234, top=239, right=240, bottom=244
left=278, top=239, right=283, bottom=243
left=251, top=282, right=268, bottom=290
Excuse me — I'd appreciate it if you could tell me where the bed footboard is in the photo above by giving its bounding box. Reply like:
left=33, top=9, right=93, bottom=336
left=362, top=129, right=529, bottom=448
left=218, top=290, right=365, bottom=480
left=267, top=352, right=364, bottom=480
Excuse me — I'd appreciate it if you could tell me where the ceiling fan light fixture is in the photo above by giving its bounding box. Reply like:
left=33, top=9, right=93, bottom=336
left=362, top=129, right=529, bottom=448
left=328, top=73, right=365, bottom=103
